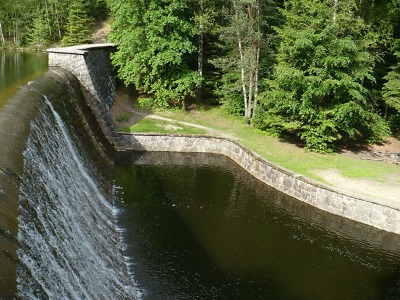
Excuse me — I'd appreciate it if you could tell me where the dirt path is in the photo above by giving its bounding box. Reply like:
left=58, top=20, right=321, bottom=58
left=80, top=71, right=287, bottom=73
left=314, top=169, right=400, bottom=208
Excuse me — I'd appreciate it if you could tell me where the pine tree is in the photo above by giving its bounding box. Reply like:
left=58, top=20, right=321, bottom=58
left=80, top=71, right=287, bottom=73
left=61, top=0, right=93, bottom=46
left=256, top=0, right=390, bottom=152
left=381, top=2, right=400, bottom=135
left=28, top=12, right=51, bottom=47
left=383, top=41, right=400, bottom=114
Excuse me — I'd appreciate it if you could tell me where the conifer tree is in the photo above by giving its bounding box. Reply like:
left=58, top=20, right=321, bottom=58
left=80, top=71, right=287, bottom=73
left=256, top=0, right=390, bottom=152
left=383, top=41, right=400, bottom=115
left=28, top=12, right=51, bottom=47
left=61, top=0, right=93, bottom=46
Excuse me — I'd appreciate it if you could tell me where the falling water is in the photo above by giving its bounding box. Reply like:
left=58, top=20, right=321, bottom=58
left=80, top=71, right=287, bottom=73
left=0, top=68, right=141, bottom=299
left=17, top=98, right=139, bottom=299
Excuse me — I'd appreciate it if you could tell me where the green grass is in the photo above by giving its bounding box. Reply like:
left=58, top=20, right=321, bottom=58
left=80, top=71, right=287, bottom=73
left=119, top=117, right=207, bottom=135
left=115, top=111, right=133, bottom=123
left=152, top=106, right=400, bottom=182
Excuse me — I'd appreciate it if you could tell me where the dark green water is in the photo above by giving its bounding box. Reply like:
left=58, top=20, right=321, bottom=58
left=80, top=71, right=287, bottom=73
left=0, top=50, right=48, bottom=108
left=116, top=152, right=400, bottom=300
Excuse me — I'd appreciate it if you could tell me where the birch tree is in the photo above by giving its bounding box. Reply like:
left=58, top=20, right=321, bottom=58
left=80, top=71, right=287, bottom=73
left=214, top=0, right=265, bottom=119
left=0, top=21, right=5, bottom=48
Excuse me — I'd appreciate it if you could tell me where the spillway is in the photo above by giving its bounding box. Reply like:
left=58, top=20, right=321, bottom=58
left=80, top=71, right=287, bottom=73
left=0, top=69, right=140, bottom=299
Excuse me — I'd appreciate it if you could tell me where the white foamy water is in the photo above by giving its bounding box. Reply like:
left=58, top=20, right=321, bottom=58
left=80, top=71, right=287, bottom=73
left=17, top=98, right=142, bottom=299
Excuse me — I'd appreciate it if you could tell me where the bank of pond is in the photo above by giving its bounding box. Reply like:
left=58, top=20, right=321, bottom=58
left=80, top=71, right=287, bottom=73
left=0, top=50, right=399, bottom=299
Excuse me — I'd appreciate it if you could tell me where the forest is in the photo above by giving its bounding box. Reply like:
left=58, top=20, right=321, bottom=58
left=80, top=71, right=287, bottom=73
left=1, top=0, right=400, bottom=153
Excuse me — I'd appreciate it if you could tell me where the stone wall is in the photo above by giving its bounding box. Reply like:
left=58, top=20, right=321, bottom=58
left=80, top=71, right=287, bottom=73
left=46, top=44, right=400, bottom=235
left=119, top=133, right=400, bottom=235
left=47, top=44, right=121, bottom=149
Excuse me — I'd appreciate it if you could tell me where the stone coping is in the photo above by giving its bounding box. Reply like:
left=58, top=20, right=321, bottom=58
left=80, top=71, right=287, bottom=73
left=47, top=43, right=115, bottom=55
left=118, top=133, right=400, bottom=235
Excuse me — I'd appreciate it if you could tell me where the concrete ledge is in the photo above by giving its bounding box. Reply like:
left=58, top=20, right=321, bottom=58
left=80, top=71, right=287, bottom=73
left=118, top=133, right=400, bottom=235
left=47, top=43, right=115, bottom=55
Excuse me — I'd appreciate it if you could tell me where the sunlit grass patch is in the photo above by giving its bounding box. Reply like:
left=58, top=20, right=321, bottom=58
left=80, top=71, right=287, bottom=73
left=118, top=117, right=207, bottom=135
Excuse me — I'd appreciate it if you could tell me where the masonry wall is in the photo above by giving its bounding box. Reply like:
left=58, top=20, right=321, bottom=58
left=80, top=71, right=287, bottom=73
left=48, top=44, right=121, bottom=149
left=46, top=45, right=400, bottom=235
left=119, top=133, right=400, bottom=235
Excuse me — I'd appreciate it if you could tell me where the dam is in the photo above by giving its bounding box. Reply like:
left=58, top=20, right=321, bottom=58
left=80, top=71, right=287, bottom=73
left=0, top=46, right=399, bottom=299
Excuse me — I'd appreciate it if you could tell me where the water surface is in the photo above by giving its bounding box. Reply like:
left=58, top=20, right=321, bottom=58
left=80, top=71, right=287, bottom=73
left=0, top=50, right=48, bottom=108
left=115, top=152, right=400, bottom=299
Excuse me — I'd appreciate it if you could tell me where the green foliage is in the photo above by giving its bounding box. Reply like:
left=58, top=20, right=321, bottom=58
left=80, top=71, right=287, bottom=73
left=115, top=111, right=133, bottom=123
left=120, top=118, right=207, bottom=135
left=62, top=0, right=93, bottom=46
left=383, top=43, right=400, bottom=113
left=28, top=12, right=51, bottom=47
left=110, top=0, right=201, bottom=109
left=1, top=0, right=399, bottom=152
left=256, top=0, right=390, bottom=152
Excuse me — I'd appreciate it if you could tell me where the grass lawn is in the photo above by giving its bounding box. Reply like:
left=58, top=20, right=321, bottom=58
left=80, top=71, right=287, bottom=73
left=119, top=105, right=400, bottom=184
left=119, top=117, right=207, bottom=135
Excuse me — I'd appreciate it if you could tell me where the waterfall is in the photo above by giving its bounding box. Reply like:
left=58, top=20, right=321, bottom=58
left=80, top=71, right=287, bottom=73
left=0, top=69, right=141, bottom=299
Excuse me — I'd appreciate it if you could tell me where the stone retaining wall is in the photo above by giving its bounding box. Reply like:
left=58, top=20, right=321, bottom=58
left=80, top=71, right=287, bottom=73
left=47, top=44, right=121, bottom=149
left=45, top=45, right=400, bottom=235
left=119, top=133, right=400, bottom=235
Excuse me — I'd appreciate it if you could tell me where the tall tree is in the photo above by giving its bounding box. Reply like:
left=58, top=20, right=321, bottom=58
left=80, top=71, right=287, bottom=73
left=213, top=0, right=280, bottom=119
left=383, top=43, right=400, bottom=114
left=110, top=0, right=200, bottom=108
left=0, top=21, right=5, bottom=48
left=256, top=0, right=389, bottom=152
left=61, top=0, right=93, bottom=46
left=380, top=1, right=400, bottom=134
left=28, top=10, right=51, bottom=47
left=190, top=0, right=226, bottom=104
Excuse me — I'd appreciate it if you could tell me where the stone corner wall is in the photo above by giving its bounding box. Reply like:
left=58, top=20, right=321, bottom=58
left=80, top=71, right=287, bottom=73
left=118, top=133, right=400, bottom=235
left=47, top=44, right=121, bottom=149
left=48, top=44, right=116, bottom=109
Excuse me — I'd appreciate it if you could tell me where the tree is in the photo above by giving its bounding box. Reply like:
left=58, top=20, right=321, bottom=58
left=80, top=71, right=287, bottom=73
left=213, top=0, right=262, bottom=118
left=28, top=11, right=51, bottom=47
left=61, top=0, right=93, bottom=46
left=255, top=0, right=390, bottom=152
left=110, top=0, right=200, bottom=108
left=0, top=21, right=5, bottom=48
left=383, top=47, right=400, bottom=114
left=382, top=0, right=400, bottom=126
left=212, top=0, right=281, bottom=119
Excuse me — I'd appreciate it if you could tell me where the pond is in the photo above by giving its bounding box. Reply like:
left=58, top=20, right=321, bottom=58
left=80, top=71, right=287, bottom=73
left=0, top=50, right=48, bottom=108
left=115, top=151, right=400, bottom=300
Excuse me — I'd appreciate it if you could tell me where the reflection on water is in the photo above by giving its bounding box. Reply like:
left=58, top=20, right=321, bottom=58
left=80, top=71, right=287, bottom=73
left=0, top=50, right=48, bottom=107
left=115, top=151, right=400, bottom=300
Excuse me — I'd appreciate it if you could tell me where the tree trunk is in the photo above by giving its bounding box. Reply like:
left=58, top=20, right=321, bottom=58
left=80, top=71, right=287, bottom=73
left=44, top=0, right=52, bottom=36
left=333, top=0, right=339, bottom=23
left=0, top=21, right=5, bottom=48
left=54, top=2, right=62, bottom=39
left=197, top=0, right=204, bottom=102
left=237, top=32, right=249, bottom=117
left=252, top=1, right=261, bottom=119
left=252, top=46, right=260, bottom=119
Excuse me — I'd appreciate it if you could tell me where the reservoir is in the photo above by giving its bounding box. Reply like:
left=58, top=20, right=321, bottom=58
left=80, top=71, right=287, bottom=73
left=1, top=50, right=400, bottom=299
left=0, top=50, right=48, bottom=108
left=115, top=151, right=400, bottom=299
